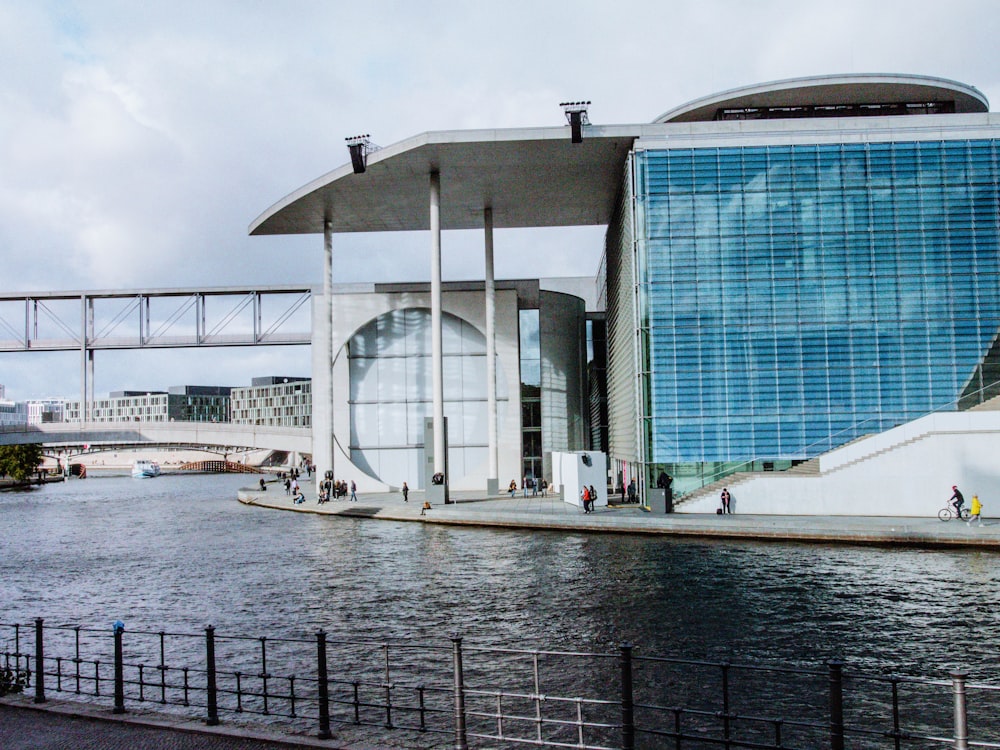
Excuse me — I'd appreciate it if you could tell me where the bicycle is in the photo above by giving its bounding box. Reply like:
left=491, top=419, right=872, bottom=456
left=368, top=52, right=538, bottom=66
left=938, top=504, right=971, bottom=521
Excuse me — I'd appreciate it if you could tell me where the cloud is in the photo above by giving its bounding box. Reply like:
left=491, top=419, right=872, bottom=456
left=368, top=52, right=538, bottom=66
left=2, top=0, right=999, bottom=399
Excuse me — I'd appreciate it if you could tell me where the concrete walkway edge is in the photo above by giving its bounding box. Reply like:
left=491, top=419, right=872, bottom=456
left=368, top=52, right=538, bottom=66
left=238, top=485, right=1000, bottom=548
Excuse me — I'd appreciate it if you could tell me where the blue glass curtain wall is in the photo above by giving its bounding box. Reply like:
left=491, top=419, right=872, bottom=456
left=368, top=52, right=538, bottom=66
left=635, top=139, right=1000, bottom=464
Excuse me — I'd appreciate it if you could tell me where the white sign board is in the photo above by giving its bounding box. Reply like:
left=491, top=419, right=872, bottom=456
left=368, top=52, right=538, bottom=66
left=552, top=451, right=607, bottom=509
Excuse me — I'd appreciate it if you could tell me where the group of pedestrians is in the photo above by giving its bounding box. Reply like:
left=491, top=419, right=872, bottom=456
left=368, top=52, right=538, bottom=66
left=279, top=475, right=306, bottom=504
left=318, top=479, right=357, bottom=503
left=719, top=487, right=732, bottom=514
left=581, top=484, right=598, bottom=513
left=508, top=477, right=549, bottom=497
left=950, top=485, right=984, bottom=525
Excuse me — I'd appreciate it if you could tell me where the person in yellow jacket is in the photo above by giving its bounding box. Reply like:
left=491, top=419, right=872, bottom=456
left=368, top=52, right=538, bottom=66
left=968, top=494, right=983, bottom=525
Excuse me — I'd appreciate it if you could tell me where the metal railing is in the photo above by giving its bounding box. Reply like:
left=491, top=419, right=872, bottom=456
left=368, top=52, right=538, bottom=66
left=3, top=618, right=999, bottom=748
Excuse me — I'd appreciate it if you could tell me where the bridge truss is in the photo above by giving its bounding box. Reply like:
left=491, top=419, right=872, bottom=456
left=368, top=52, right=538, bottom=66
left=0, top=285, right=312, bottom=352
left=0, top=285, right=313, bottom=421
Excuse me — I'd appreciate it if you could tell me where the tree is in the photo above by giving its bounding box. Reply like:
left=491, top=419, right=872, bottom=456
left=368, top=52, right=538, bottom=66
left=0, top=444, right=44, bottom=483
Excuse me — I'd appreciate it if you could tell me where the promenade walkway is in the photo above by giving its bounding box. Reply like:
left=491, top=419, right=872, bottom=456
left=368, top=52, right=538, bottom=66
left=239, top=482, right=1000, bottom=548
left=0, top=695, right=450, bottom=749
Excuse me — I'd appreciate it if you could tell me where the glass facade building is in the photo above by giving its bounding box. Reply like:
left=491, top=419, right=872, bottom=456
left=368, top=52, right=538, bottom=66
left=254, top=71, right=998, bottom=503
left=519, top=309, right=542, bottom=482
left=625, top=138, right=1000, bottom=489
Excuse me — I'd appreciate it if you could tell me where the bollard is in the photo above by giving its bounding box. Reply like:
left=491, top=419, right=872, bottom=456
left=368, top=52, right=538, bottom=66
left=205, top=626, right=219, bottom=726
left=952, top=672, right=969, bottom=750
left=316, top=630, right=332, bottom=739
left=721, top=662, right=733, bottom=750
left=828, top=660, right=844, bottom=750
left=620, top=644, right=635, bottom=750
left=33, top=618, right=45, bottom=704
left=113, top=621, right=126, bottom=714
left=451, top=635, right=468, bottom=750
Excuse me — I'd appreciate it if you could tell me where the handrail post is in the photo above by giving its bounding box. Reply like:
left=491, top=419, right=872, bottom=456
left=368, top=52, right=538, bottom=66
left=721, top=662, right=732, bottom=749
left=828, top=660, right=844, bottom=750
left=33, top=618, right=45, bottom=704
left=451, top=634, right=468, bottom=750
left=952, top=672, right=969, bottom=750
left=205, top=626, right=219, bottom=726
left=316, top=630, right=332, bottom=739
left=113, top=621, right=125, bottom=714
left=621, top=643, right=635, bottom=750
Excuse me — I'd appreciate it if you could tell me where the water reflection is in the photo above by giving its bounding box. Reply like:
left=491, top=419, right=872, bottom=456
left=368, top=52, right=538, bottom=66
left=1, top=473, right=998, bottom=684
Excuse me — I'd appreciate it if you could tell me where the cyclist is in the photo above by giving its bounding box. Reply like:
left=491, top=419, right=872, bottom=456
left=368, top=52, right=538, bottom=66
left=950, top=485, right=965, bottom=518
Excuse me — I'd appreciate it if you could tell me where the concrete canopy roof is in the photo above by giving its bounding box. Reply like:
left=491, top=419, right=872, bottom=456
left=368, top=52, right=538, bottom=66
left=250, top=125, right=641, bottom=236
left=654, top=73, right=988, bottom=123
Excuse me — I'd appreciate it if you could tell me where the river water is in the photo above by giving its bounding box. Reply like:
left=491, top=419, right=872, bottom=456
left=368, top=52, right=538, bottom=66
left=2, top=473, right=999, bottom=744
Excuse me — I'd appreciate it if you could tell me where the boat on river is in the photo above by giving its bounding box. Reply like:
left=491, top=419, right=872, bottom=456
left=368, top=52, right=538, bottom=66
left=131, top=460, right=161, bottom=478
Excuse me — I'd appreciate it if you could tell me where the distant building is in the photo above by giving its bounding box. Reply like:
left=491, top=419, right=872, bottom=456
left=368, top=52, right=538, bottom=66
left=230, top=377, right=311, bottom=427
left=165, top=385, right=233, bottom=422
left=65, top=386, right=232, bottom=423
left=26, top=399, right=66, bottom=424
left=0, top=397, right=26, bottom=426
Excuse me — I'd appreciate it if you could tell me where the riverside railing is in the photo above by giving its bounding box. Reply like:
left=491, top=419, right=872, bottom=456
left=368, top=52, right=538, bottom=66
left=3, top=619, right=999, bottom=749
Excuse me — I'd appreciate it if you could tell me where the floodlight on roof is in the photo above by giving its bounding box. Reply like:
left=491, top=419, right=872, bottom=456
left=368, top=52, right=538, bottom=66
left=345, top=134, right=378, bottom=174
left=560, top=101, right=591, bottom=143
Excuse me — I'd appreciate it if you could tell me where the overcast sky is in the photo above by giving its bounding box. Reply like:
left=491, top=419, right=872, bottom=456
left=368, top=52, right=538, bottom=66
left=2, top=0, right=999, bottom=400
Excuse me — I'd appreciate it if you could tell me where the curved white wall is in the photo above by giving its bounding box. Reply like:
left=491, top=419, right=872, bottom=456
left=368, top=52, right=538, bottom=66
left=313, top=287, right=522, bottom=492
left=678, top=412, right=1000, bottom=517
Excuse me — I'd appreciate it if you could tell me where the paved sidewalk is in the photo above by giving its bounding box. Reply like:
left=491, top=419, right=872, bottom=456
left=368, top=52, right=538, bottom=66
left=0, top=696, right=452, bottom=750
left=241, top=481, right=1000, bottom=547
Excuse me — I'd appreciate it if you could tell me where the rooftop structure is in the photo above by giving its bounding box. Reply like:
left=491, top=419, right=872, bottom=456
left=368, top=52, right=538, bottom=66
left=653, top=73, right=987, bottom=123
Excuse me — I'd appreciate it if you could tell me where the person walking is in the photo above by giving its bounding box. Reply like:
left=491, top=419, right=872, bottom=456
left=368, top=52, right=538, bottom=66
left=402, top=481, right=409, bottom=502
left=720, top=487, right=731, bottom=514
left=968, top=494, right=983, bottom=525
left=581, top=485, right=591, bottom=513
left=350, top=480, right=357, bottom=502
left=589, top=485, right=597, bottom=513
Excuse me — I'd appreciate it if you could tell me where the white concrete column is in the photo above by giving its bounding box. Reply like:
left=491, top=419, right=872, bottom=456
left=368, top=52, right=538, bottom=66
left=80, top=295, right=87, bottom=424
left=87, top=299, right=94, bottom=408
left=86, top=350, right=94, bottom=406
left=430, top=171, right=445, bottom=475
left=484, top=207, right=498, bottom=485
left=324, top=220, right=336, bottom=486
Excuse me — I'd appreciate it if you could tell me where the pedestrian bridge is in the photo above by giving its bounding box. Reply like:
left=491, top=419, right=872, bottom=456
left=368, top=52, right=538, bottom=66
left=0, top=422, right=312, bottom=455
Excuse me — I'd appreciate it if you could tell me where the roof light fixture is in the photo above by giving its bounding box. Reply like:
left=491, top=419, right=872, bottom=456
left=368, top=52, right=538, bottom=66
left=345, top=134, right=376, bottom=174
left=560, top=101, right=591, bottom=143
